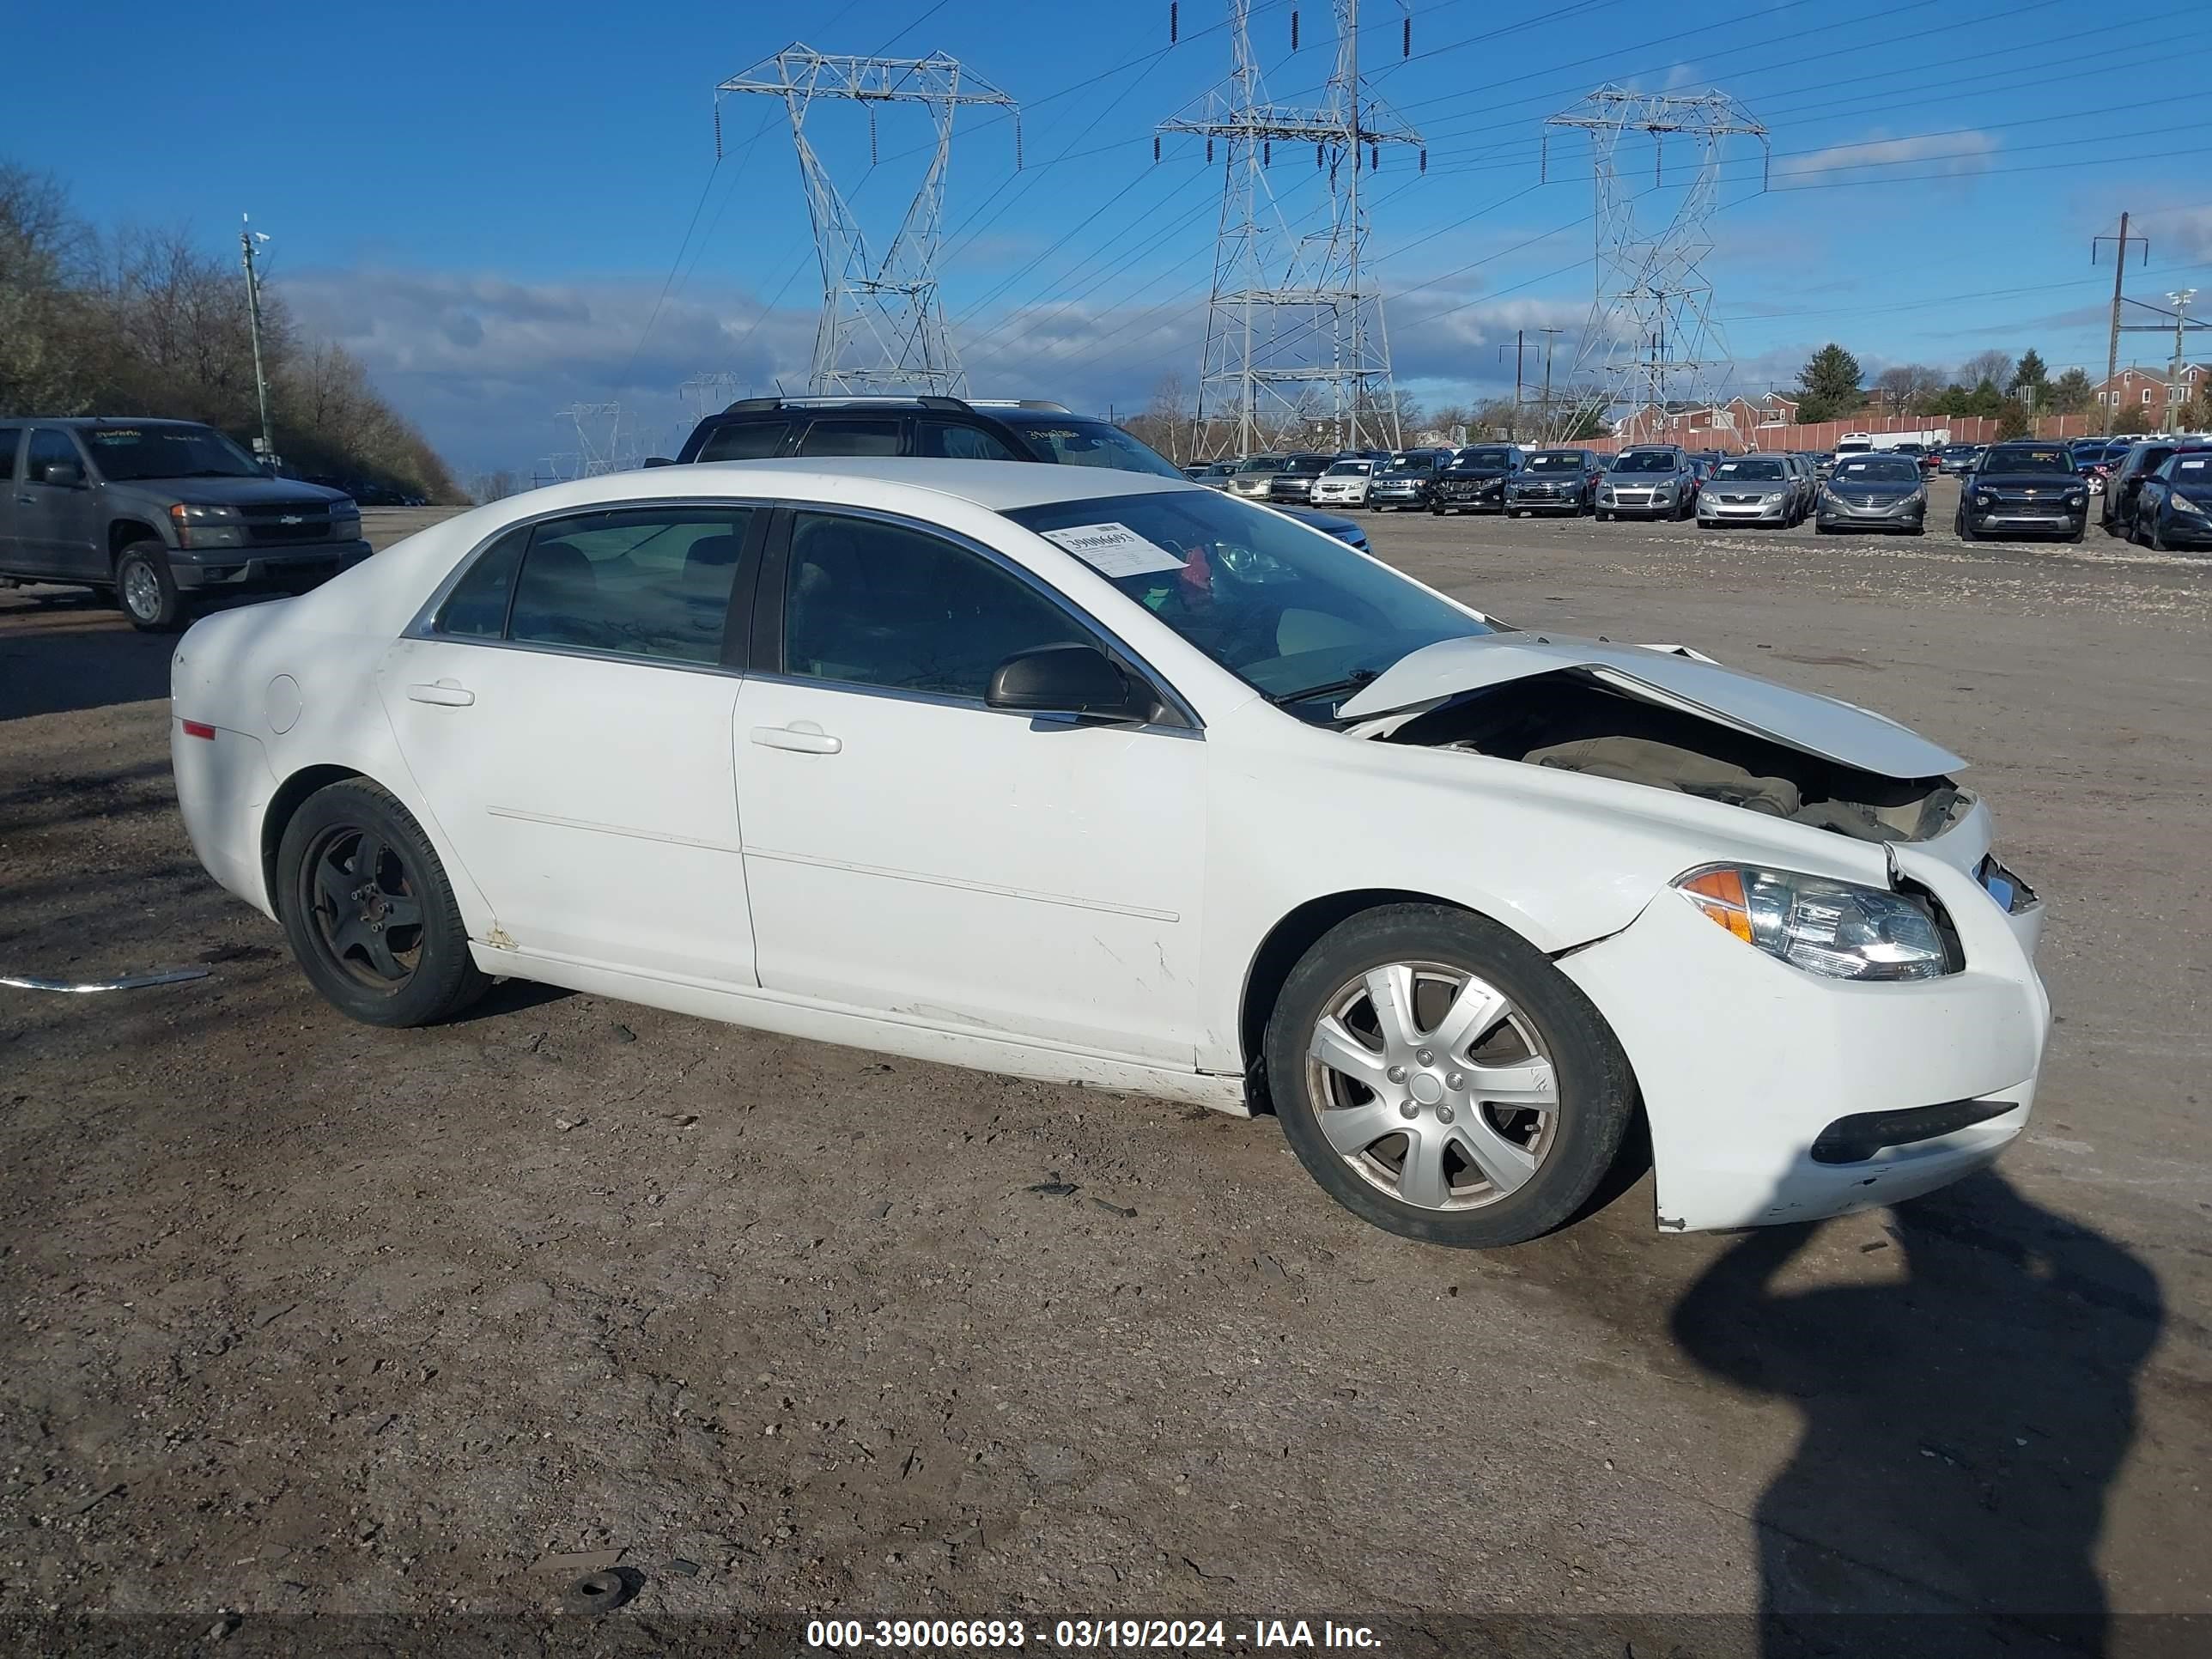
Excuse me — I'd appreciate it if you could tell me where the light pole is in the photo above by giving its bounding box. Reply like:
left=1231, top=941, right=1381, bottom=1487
left=240, top=216, right=276, bottom=466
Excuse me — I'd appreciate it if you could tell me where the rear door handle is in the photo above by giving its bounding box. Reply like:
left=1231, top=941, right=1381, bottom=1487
left=13, top=495, right=32, bottom=506
left=750, top=723, right=842, bottom=755
left=406, top=679, right=475, bottom=707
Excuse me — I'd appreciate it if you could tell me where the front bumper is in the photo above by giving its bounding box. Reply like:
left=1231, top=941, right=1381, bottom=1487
left=1433, top=482, right=1505, bottom=511
left=1556, top=811, right=2049, bottom=1233
left=1507, top=488, right=1584, bottom=512
left=1701, top=497, right=1790, bottom=525
left=172, top=539, right=373, bottom=591
left=1599, top=492, right=1679, bottom=517
left=1310, top=486, right=1369, bottom=506
left=1369, top=483, right=1428, bottom=505
left=2149, top=504, right=2212, bottom=545
left=1961, top=504, right=2086, bottom=537
left=1818, top=496, right=1925, bottom=531
left=1267, top=486, right=1320, bottom=505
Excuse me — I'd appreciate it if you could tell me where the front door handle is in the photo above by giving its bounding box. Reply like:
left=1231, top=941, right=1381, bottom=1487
left=750, top=723, right=842, bottom=755
left=13, top=494, right=31, bottom=506
left=406, top=679, right=475, bottom=707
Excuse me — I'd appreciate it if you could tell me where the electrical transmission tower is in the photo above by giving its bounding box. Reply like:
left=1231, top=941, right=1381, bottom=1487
left=1159, top=2, right=1425, bottom=459
left=719, top=46, right=1019, bottom=396
left=552, top=402, right=637, bottom=477
left=678, top=372, right=745, bottom=426
left=1544, top=87, right=1767, bottom=439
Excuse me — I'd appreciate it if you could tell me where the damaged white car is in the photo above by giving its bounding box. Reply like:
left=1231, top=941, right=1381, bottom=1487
left=171, top=461, right=2050, bottom=1248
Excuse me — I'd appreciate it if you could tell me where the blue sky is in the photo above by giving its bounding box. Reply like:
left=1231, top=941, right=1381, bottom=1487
left=7, top=0, right=2210, bottom=471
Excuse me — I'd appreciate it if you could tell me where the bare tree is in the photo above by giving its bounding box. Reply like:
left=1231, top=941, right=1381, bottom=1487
left=1960, top=349, right=2014, bottom=392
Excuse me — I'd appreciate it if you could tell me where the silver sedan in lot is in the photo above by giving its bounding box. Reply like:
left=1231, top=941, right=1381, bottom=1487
left=1817, top=453, right=1929, bottom=536
left=1696, top=455, right=1801, bottom=529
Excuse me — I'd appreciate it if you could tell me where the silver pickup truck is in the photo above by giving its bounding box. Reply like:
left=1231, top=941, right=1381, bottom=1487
left=0, top=417, right=368, bottom=630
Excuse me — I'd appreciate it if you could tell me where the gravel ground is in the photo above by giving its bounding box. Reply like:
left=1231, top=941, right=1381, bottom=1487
left=2, top=491, right=2208, bottom=1654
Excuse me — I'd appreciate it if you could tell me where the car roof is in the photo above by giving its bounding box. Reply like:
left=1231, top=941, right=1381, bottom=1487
left=35, top=416, right=205, bottom=428
left=561, top=457, right=1196, bottom=514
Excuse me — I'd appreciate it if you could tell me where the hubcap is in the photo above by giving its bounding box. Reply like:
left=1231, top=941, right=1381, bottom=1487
left=123, top=563, right=161, bottom=619
left=302, top=826, right=425, bottom=990
left=1305, top=961, right=1559, bottom=1212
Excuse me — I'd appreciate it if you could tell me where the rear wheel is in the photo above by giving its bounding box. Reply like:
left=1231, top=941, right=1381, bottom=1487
left=1264, top=904, right=1636, bottom=1248
left=115, top=544, right=187, bottom=633
left=276, top=779, right=490, bottom=1028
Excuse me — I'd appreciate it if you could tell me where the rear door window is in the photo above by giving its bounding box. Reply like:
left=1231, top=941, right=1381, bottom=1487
left=507, top=508, right=755, bottom=664
left=795, top=418, right=906, bottom=458
left=0, top=428, right=17, bottom=482
left=695, top=421, right=791, bottom=462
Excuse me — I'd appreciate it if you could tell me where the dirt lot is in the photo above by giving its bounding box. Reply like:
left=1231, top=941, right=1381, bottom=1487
left=3, top=491, right=2209, bottom=1653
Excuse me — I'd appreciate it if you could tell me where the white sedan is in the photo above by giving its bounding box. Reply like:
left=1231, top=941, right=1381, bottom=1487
left=171, top=460, right=2051, bottom=1248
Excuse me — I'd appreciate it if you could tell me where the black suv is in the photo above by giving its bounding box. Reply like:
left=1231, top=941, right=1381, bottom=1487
left=0, top=417, right=367, bottom=630
left=665, top=397, right=1371, bottom=550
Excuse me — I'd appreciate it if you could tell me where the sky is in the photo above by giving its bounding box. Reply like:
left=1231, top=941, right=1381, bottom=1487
left=7, top=0, right=2211, bottom=475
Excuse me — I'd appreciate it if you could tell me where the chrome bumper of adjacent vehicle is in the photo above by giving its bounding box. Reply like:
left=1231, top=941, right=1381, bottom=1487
left=172, top=541, right=373, bottom=589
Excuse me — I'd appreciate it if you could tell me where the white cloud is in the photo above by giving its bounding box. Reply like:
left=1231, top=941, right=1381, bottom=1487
left=1775, top=129, right=1997, bottom=182
left=2136, top=204, right=2212, bottom=261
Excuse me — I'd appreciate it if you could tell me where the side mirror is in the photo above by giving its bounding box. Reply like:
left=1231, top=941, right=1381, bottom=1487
left=642, top=456, right=676, bottom=468
left=987, top=642, right=1152, bottom=724
left=44, top=461, right=86, bottom=489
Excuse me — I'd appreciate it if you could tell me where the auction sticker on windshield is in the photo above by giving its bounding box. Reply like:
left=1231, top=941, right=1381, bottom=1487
left=1037, top=522, right=1186, bottom=580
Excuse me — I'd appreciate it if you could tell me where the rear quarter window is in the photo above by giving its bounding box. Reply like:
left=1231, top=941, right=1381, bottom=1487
left=695, top=421, right=791, bottom=463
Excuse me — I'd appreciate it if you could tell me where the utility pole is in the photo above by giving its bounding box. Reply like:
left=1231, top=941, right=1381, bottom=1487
left=2168, top=289, right=2196, bottom=434
left=1537, top=325, right=1565, bottom=438
left=1498, top=330, right=1528, bottom=440
left=239, top=215, right=275, bottom=467
left=2093, top=212, right=2149, bottom=407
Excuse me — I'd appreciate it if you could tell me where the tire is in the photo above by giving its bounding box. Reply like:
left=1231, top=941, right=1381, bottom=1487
left=1815, top=520, right=1833, bottom=535
left=2065, top=524, right=2085, bottom=544
left=115, top=543, right=187, bottom=633
left=1430, top=506, right=1444, bottom=517
left=1594, top=509, right=1610, bottom=523
left=276, top=778, right=490, bottom=1028
left=1957, top=515, right=1978, bottom=542
left=1262, top=903, right=1637, bottom=1248
left=2145, top=514, right=2167, bottom=552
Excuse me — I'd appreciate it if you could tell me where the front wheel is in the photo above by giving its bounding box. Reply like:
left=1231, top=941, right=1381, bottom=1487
left=1594, top=509, right=1610, bottom=523
left=276, top=779, right=491, bottom=1028
left=115, top=544, right=187, bottom=633
left=1263, top=904, right=1637, bottom=1248
left=2144, top=514, right=2167, bottom=551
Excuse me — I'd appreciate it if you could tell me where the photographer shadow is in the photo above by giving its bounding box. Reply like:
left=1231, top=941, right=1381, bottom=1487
left=1670, top=1172, right=2162, bottom=1658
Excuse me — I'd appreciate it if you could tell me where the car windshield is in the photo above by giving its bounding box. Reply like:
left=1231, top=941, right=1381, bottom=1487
left=1983, top=445, right=2074, bottom=474
left=1451, top=449, right=1516, bottom=470
left=77, top=423, right=264, bottom=481
left=1713, top=458, right=1786, bottom=479
left=1281, top=456, right=1329, bottom=474
left=1833, top=458, right=1920, bottom=483
left=1382, top=459, right=1432, bottom=477
left=1522, top=452, right=1583, bottom=471
left=1002, top=490, right=1490, bottom=714
left=1324, top=460, right=1371, bottom=475
left=1233, top=456, right=1288, bottom=475
left=1612, top=451, right=1676, bottom=473
left=995, top=414, right=1186, bottom=478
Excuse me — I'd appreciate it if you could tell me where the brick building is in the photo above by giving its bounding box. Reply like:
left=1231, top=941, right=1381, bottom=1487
left=2090, top=363, right=2212, bottom=423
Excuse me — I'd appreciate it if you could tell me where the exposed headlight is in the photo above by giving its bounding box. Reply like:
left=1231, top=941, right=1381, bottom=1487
left=2065, top=489, right=2086, bottom=506
left=1599, top=487, right=1614, bottom=501
left=2172, top=492, right=2209, bottom=517
left=1674, top=865, right=1954, bottom=981
left=1974, top=490, right=1995, bottom=507
left=169, top=502, right=241, bottom=524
